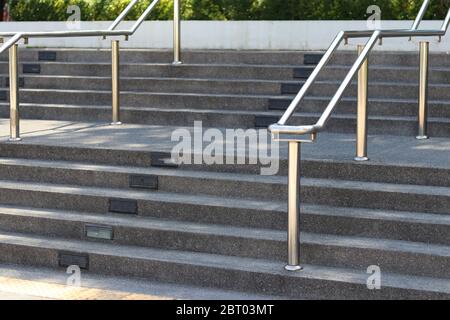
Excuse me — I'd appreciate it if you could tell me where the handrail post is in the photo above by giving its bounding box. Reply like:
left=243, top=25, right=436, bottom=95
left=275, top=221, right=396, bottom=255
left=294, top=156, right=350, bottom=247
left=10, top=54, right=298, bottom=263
left=111, top=40, right=122, bottom=125
left=9, top=44, right=21, bottom=142
left=355, top=44, right=369, bottom=161
left=173, top=0, right=182, bottom=64
left=285, top=141, right=303, bottom=272
left=417, top=41, right=429, bottom=140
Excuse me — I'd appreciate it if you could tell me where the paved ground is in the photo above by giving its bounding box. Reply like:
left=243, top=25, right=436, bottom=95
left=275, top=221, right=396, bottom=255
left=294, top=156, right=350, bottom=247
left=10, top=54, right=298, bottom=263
left=0, top=291, right=50, bottom=300
left=0, top=119, right=449, bottom=169
left=0, top=270, right=173, bottom=300
left=0, top=263, right=282, bottom=300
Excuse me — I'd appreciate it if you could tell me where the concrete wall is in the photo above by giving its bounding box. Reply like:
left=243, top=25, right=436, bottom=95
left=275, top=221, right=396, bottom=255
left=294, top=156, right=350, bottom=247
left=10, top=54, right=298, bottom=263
left=1, top=20, right=449, bottom=52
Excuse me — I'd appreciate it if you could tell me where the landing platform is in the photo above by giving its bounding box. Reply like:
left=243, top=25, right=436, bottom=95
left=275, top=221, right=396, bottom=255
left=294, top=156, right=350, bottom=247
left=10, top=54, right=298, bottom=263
left=0, top=119, right=449, bottom=170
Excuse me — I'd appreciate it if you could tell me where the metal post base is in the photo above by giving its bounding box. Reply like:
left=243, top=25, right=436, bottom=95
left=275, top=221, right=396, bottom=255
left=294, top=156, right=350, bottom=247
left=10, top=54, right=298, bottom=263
left=354, top=156, right=369, bottom=162
left=416, top=135, right=429, bottom=140
left=8, top=137, right=22, bottom=142
left=111, top=121, right=122, bottom=126
left=285, top=265, right=303, bottom=272
left=172, top=61, right=182, bottom=65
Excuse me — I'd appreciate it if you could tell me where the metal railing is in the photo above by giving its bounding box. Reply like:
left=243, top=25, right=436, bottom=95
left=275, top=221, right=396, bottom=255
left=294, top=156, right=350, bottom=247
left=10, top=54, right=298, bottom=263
left=269, top=0, right=450, bottom=271
left=0, top=0, right=183, bottom=141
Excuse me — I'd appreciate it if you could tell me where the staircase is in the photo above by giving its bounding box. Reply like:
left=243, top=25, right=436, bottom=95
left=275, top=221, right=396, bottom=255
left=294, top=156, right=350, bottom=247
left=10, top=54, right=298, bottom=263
left=0, top=48, right=449, bottom=299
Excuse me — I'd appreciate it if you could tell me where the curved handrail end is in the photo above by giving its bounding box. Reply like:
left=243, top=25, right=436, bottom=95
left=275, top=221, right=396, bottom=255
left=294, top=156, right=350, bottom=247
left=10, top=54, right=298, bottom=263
left=268, top=123, right=319, bottom=136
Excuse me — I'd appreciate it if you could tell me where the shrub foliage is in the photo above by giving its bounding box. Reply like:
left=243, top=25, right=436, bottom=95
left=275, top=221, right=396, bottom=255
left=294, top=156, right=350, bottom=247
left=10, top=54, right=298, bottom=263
left=8, top=0, right=450, bottom=21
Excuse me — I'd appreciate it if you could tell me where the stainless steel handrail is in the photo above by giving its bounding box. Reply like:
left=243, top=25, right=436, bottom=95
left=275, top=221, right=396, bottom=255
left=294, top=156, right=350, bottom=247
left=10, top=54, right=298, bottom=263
left=271, top=0, right=450, bottom=272
left=0, top=0, right=162, bottom=53
left=2, top=0, right=183, bottom=141
left=108, top=0, right=140, bottom=31
left=270, top=4, right=450, bottom=137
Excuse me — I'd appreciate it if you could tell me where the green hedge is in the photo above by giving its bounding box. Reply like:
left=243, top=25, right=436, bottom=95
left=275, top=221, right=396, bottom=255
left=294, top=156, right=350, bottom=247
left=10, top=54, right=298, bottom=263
left=8, top=0, right=450, bottom=21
